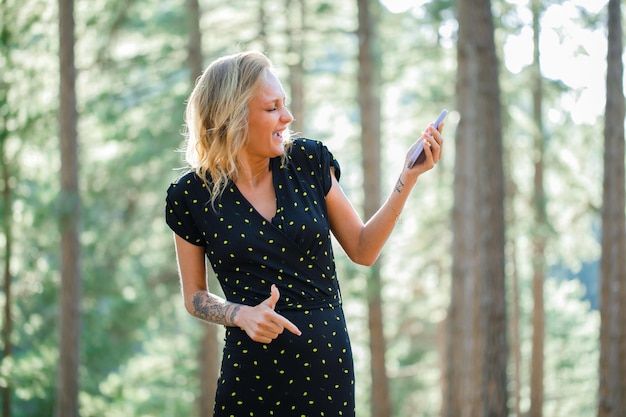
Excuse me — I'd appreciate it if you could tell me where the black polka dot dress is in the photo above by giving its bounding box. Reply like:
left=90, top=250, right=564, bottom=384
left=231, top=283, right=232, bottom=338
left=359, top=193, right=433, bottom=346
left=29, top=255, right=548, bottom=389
left=165, top=138, right=355, bottom=416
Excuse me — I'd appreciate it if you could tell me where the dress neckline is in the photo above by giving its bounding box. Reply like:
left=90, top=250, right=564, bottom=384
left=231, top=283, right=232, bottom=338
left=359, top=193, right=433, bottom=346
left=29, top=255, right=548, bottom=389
left=232, top=157, right=281, bottom=223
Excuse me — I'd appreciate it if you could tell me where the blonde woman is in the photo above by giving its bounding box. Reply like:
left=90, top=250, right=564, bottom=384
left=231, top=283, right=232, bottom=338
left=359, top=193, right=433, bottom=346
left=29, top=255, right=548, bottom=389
left=165, top=51, right=444, bottom=416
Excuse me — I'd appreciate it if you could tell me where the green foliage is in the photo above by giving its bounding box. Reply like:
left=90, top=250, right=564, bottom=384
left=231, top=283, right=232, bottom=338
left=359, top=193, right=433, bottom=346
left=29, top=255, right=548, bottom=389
left=79, top=313, right=201, bottom=417
left=535, top=279, right=599, bottom=415
left=0, top=0, right=607, bottom=416
left=1, top=0, right=65, bottom=414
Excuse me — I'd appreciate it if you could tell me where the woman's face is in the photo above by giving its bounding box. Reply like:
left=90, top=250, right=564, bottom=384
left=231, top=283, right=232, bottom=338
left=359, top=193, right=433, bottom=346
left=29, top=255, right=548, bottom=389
left=246, top=71, right=294, bottom=160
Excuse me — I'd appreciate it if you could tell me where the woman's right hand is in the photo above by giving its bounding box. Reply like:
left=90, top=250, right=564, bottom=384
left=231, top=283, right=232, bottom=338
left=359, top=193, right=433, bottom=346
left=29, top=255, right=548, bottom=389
left=235, top=284, right=302, bottom=344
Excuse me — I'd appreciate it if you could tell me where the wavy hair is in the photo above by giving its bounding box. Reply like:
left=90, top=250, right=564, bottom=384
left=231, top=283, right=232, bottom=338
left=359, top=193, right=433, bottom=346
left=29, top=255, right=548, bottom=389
left=183, top=51, right=288, bottom=207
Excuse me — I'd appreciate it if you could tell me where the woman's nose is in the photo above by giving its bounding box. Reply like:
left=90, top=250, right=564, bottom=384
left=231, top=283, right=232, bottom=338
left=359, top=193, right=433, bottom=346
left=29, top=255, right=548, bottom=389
left=281, top=107, right=294, bottom=123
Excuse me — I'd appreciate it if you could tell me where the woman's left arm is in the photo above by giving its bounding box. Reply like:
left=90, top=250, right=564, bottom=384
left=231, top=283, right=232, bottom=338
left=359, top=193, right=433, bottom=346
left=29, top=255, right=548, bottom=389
left=327, top=125, right=444, bottom=266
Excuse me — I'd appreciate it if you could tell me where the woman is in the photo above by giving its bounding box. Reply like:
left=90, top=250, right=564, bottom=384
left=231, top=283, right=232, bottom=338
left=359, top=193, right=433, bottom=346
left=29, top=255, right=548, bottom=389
left=165, top=51, right=444, bottom=416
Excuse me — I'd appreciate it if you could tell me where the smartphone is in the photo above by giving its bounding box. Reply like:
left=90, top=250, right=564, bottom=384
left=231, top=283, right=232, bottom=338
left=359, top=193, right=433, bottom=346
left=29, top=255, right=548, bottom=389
left=407, top=109, right=448, bottom=168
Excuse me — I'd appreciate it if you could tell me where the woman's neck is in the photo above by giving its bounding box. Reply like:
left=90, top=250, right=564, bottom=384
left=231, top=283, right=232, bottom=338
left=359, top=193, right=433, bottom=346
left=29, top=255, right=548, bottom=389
left=237, top=162, right=271, bottom=187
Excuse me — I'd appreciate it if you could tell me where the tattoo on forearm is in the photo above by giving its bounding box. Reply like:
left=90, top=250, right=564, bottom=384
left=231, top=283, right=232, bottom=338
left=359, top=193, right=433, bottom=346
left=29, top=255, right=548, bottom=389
left=192, top=291, right=239, bottom=326
left=394, top=177, right=405, bottom=193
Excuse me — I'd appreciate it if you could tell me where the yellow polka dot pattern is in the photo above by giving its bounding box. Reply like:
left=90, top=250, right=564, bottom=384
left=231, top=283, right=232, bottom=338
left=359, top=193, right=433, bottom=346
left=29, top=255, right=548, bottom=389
left=215, top=305, right=354, bottom=416
left=165, top=139, right=355, bottom=416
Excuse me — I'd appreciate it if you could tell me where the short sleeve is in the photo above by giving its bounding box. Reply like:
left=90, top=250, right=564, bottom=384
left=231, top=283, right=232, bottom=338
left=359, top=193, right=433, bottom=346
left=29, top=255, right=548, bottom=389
left=290, top=138, right=341, bottom=196
left=320, top=142, right=341, bottom=195
left=164, top=174, right=206, bottom=247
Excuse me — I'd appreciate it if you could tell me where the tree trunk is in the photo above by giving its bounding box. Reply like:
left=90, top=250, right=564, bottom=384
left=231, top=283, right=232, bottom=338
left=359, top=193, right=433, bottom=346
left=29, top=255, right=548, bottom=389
left=598, top=1, right=626, bottom=416
left=187, top=0, right=202, bottom=85
left=446, top=0, right=508, bottom=415
left=1, top=81, right=13, bottom=417
left=257, top=0, right=270, bottom=54
left=56, top=0, right=82, bottom=415
left=1, top=8, right=13, bottom=412
left=198, top=321, right=219, bottom=417
left=184, top=2, right=220, bottom=415
left=509, top=240, right=522, bottom=417
left=504, top=150, right=522, bottom=417
left=529, top=1, right=545, bottom=416
left=285, top=0, right=305, bottom=135
left=356, top=0, right=390, bottom=416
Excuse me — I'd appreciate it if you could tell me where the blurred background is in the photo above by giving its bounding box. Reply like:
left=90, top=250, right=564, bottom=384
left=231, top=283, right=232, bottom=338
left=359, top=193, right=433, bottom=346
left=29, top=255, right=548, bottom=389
left=1, top=0, right=622, bottom=416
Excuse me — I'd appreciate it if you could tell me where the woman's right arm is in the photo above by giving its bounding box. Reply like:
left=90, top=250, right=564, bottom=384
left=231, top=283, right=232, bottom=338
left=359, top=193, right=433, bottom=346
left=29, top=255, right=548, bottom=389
left=173, top=233, right=241, bottom=326
left=173, top=234, right=301, bottom=343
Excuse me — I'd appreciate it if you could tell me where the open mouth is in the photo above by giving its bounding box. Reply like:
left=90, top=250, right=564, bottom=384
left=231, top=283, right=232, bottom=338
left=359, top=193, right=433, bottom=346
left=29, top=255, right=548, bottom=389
left=273, top=130, right=284, bottom=141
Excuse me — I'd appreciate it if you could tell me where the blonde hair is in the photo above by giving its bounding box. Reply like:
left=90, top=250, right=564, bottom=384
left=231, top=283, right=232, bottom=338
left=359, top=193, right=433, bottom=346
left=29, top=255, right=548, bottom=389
left=183, top=51, right=287, bottom=207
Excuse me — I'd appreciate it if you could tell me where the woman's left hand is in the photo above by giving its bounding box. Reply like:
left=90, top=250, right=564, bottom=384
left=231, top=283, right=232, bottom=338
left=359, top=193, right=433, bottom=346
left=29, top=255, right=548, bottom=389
left=406, top=124, right=444, bottom=175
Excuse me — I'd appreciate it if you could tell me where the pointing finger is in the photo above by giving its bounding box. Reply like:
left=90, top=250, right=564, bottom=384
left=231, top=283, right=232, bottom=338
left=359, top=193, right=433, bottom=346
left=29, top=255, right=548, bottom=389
left=277, top=315, right=302, bottom=336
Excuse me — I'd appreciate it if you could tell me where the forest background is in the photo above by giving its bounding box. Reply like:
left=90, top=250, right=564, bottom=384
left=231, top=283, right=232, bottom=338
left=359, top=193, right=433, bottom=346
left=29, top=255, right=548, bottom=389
left=0, top=0, right=623, bottom=416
